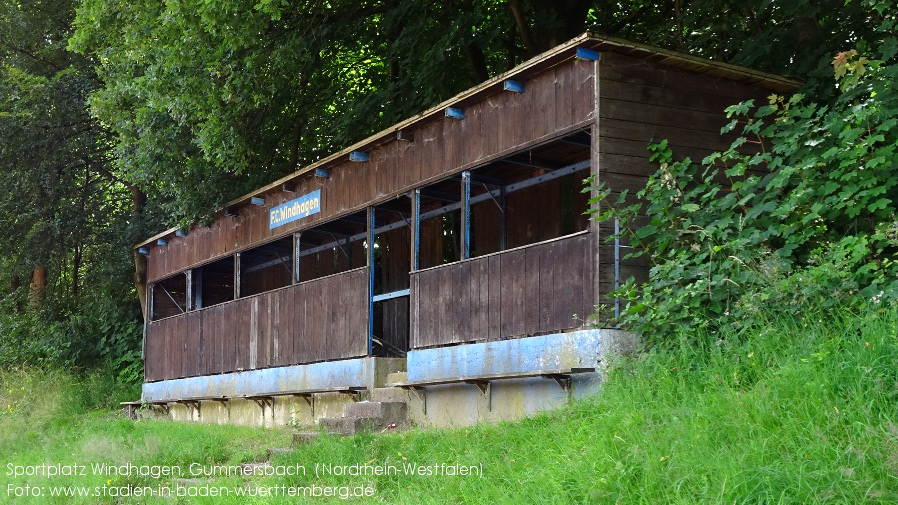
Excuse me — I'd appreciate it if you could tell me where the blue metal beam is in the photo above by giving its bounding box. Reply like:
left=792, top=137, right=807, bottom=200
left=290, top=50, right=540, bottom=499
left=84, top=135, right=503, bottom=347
left=575, top=47, right=600, bottom=61
left=445, top=107, right=464, bottom=119
left=372, top=289, right=410, bottom=303
left=503, top=79, right=525, bottom=93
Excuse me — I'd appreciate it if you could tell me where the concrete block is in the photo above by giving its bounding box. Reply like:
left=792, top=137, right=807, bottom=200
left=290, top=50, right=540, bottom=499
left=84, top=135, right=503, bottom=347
left=385, top=372, right=408, bottom=385
left=318, top=417, right=354, bottom=435
left=343, top=401, right=407, bottom=422
left=370, top=387, right=408, bottom=403
left=292, top=432, right=321, bottom=446
left=267, top=448, right=294, bottom=459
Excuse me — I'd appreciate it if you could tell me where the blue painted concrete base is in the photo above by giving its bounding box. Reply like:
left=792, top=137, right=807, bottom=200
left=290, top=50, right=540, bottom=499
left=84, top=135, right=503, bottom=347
left=142, top=357, right=405, bottom=402
left=407, top=329, right=606, bottom=382
left=404, top=329, right=636, bottom=427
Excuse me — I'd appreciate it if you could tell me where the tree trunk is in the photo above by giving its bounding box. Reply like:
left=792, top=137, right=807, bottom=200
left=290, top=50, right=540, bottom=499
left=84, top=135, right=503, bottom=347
left=507, top=0, right=540, bottom=56
left=11, top=275, right=23, bottom=313
left=28, top=266, right=47, bottom=307
left=131, top=185, right=148, bottom=319
left=72, top=242, right=81, bottom=299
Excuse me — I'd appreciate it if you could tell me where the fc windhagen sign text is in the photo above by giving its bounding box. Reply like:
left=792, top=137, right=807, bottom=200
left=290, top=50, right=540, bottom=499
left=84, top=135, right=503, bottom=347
left=269, top=190, right=321, bottom=229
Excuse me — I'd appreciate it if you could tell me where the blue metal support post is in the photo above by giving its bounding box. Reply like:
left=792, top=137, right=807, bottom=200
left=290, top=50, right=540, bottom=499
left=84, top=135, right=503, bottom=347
left=614, top=217, right=621, bottom=319
left=185, top=270, right=193, bottom=312
left=461, top=171, right=471, bottom=259
left=293, top=232, right=301, bottom=284
left=367, top=207, right=376, bottom=356
left=234, top=252, right=241, bottom=300
left=413, top=189, right=421, bottom=270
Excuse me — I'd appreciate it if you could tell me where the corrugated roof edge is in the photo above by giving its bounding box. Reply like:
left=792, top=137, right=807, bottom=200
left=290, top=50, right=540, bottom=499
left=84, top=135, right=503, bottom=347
left=136, top=32, right=801, bottom=249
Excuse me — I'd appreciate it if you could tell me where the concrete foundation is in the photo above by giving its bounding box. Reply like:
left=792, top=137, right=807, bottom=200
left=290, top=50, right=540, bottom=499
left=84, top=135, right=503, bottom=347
left=142, top=357, right=406, bottom=427
left=403, top=328, right=635, bottom=427
left=140, top=329, right=637, bottom=429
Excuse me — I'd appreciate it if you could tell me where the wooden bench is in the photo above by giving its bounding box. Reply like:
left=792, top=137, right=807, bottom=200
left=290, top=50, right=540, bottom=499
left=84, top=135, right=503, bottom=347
left=235, top=386, right=366, bottom=417
left=123, top=386, right=368, bottom=419
left=392, top=368, right=596, bottom=414
left=120, top=400, right=173, bottom=417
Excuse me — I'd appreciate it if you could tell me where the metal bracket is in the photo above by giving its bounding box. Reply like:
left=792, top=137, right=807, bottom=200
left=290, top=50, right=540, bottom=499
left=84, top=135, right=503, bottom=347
left=246, top=396, right=273, bottom=410
left=404, top=386, right=427, bottom=415
left=542, top=374, right=573, bottom=394
left=465, top=380, right=492, bottom=411
left=150, top=402, right=170, bottom=415
left=176, top=399, right=201, bottom=418
left=292, top=393, right=315, bottom=418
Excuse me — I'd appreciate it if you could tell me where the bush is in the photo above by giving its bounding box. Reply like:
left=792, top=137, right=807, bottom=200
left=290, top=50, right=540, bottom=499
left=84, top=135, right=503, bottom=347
left=0, top=294, right=143, bottom=386
left=595, top=16, right=898, bottom=340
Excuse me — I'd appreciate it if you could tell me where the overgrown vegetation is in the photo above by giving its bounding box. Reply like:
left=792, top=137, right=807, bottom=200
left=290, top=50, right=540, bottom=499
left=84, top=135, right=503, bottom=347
left=2, top=306, right=896, bottom=503
left=594, top=0, right=898, bottom=339
left=1, top=0, right=894, bottom=385
left=1, top=2, right=897, bottom=501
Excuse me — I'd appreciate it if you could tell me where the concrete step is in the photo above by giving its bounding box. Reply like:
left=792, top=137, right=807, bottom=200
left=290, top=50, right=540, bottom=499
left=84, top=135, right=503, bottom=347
left=267, top=447, right=294, bottom=459
left=385, top=372, right=407, bottom=385
left=318, top=415, right=403, bottom=435
left=343, top=401, right=407, bottom=421
left=370, top=386, right=408, bottom=403
left=318, top=417, right=355, bottom=435
left=291, top=432, right=321, bottom=446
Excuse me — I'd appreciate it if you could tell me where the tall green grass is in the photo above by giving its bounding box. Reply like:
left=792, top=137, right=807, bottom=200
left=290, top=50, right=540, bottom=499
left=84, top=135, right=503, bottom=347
left=2, top=306, right=896, bottom=503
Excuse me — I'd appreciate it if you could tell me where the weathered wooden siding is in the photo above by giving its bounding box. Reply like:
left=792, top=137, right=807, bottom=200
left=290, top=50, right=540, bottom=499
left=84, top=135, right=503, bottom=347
left=146, top=60, right=596, bottom=283
left=410, top=232, right=593, bottom=348
left=595, top=52, right=772, bottom=308
left=144, top=267, right=369, bottom=382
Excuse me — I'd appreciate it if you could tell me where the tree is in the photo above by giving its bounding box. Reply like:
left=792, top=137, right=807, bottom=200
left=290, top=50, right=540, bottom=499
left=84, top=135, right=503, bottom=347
left=600, top=0, right=898, bottom=337
left=0, top=0, right=146, bottom=370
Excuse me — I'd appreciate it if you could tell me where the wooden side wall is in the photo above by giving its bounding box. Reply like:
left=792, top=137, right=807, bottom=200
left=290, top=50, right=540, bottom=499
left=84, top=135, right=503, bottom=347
left=410, top=232, right=593, bottom=348
left=144, top=267, right=369, bottom=382
left=147, top=60, right=596, bottom=283
left=595, top=52, right=772, bottom=310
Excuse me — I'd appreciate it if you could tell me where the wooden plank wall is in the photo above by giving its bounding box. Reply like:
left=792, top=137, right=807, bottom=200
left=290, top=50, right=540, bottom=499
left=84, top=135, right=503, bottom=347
left=147, top=59, right=596, bottom=283
left=596, top=52, right=772, bottom=310
left=144, top=267, right=369, bottom=382
left=410, top=233, right=593, bottom=349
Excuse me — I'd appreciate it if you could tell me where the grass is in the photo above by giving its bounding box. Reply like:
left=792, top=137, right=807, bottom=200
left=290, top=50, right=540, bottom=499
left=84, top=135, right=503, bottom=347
left=2, top=306, right=897, bottom=503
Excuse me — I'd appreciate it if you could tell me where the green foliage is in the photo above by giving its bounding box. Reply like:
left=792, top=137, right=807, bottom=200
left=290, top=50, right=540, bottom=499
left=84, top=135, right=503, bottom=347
left=597, top=11, right=898, bottom=338
left=67, top=0, right=893, bottom=228
left=68, top=0, right=523, bottom=225
left=0, top=295, right=143, bottom=384
left=3, top=306, right=897, bottom=503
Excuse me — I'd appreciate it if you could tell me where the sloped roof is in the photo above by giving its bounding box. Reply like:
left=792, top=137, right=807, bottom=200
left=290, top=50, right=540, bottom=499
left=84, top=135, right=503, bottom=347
left=138, top=33, right=800, bottom=248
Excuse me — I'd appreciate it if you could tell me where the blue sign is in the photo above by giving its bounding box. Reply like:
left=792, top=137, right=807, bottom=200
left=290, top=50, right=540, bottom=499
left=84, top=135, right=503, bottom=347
left=269, top=190, right=321, bottom=229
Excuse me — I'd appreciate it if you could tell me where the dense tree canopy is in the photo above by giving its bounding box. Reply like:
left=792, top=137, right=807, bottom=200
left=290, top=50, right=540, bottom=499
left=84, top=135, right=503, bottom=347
left=68, top=0, right=891, bottom=226
left=0, top=0, right=894, bottom=372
